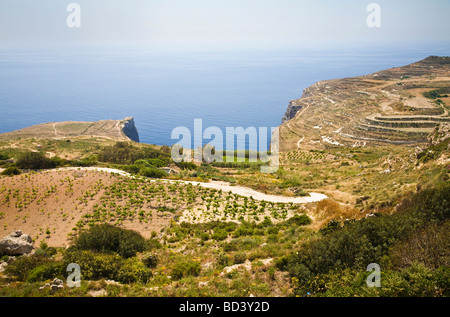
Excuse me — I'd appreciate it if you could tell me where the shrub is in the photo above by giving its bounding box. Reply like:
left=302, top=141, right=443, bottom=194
left=50, top=156, right=68, bottom=167
left=233, top=252, right=247, bottom=265
left=217, top=252, right=231, bottom=268
left=139, top=167, right=167, bottom=179
left=26, top=262, right=65, bottom=282
left=98, top=142, right=171, bottom=165
left=63, top=249, right=123, bottom=281
left=141, top=253, right=159, bottom=269
left=16, top=152, right=56, bottom=170
left=212, top=229, right=228, bottom=241
left=72, top=224, right=148, bottom=258
left=389, top=221, right=450, bottom=269
left=260, top=216, right=273, bottom=228
left=121, top=164, right=141, bottom=174
left=279, top=184, right=450, bottom=296
left=148, top=238, right=163, bottom=250
left=116, top=258, right=153, bottom=284
left=287, top=214, right=312, bottom=226
left=423, top=88, right=450, bottom=99
left=1, top=166, right=21, bottom=176
left=268, top=267, right=276, bottom=280
left=70, top=156, right=96, bottom=167
left=171, top=261, right=201, bottom=280
left=4, top=255, right=52, bottom=281
left=319, top=219, right=342, bottom=235
left=175, top=161, right=197, bottom=170
left=146, top=158, right=167, bottom=168
left=267, top=227, right=279, bottom=235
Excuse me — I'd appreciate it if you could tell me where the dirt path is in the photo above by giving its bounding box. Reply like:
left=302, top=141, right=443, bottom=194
left=52, top=123, right=60, bottom=137
left=297, top=136, right=305, bottom=149
left=52, top=167, right=327, bottom=204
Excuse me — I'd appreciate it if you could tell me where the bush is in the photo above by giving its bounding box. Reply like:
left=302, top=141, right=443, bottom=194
left=171, top=261, right=201, bottom=280
left=141, top=253, right=159, bottom=269
left=389, top=221, right=450, bottom=269
left=72, top=224, right=148, bottom=258
left=287, top=214, right=312, bottom=226
left=146, top=158, right=167, bottom=168
left=63, top=250, right=123, bottom=281
left=217, top=252, right=231, bottom=268
left=279, top=184, right=450, bottom=296
left=134, top=159, right=151, bottom=168
left=116, top=258, right=153, bottom=284
left=212, top=229, right=228, bottom=241
left=1, top=166, right=21, bottom=176
left=16, top=152, right=56, bottom=170
left=175, top=161, right=197, bottom=170
left=70, top=156, right=95, bottom=167
left=98, top=142, right=171, bottom=165
left=4, top=255, right=52, bottom=281
left=26, top=262, right=65, bottom=282
left=121, top=164, right=141, bottom=174
left=233, top=252, right=247, bottom=265
left=319, top=219, right=342, bottom=235
left=50, top=156, right=68, bottom=167
left=139, top=166, right=167, bottom=179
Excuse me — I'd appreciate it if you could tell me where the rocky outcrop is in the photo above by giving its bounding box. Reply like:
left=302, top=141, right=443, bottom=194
left=0, top=230, right=34, bottom=255
left=429, top=122, right=450, bottom=146
left=282, top=87, right=314, bottom=123
left=282, top=101, right=303, bottom=123
left=39, top=278, right=64, bottom=292
left=121, top=117, right=140, bottom=143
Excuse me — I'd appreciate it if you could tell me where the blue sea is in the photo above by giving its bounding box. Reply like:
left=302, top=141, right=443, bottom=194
left=1, top=44, right=449, bottom=148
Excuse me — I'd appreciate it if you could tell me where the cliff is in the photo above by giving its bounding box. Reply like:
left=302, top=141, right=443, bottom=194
left=121, top=117, right=140, bottom=143
left=282, top=86, right=313, bottom=123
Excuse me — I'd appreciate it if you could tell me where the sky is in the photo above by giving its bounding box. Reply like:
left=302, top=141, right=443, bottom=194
left=0, top=0, right=449, bottom=51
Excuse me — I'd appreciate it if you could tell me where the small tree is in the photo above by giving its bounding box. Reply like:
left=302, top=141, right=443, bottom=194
left=1, top=166, right=22, bottom=176
left=16, top=152, right=56, bottom=170
left=141, top=253, right=159, bottom=269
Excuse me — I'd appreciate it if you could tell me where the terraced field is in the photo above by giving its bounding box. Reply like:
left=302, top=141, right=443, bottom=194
left=284, top=150, right=332, bottom=163
left=0, top=169, right=311, bottom=247
left=279, top=56, right=450, bottom=151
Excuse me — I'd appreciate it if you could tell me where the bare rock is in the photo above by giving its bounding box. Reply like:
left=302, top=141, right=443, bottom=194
left=429, top=123, right=450, bottom=146
left=0, top=230, right=34, bottom=255
left=0, top=262, right=8, bottom=273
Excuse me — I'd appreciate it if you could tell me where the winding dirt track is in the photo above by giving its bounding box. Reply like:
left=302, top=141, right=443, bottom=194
left=52, top=167, right=327, bottom=204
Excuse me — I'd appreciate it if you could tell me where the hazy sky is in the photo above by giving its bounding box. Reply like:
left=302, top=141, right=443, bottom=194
left=1, top=0, right=449, bottom=50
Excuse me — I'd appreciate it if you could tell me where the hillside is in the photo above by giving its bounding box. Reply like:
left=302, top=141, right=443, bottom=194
left=280, top=56, right=450, bottom=152
left=0, top=117, right=139, bottom=143
left=0, top=58, right=448, bottom=298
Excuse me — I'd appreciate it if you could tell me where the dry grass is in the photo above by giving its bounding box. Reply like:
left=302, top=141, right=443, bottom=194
left=311, top=199, right=367, bottom=230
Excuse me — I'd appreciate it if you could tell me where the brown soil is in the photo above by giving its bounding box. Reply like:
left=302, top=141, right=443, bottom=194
left=0, top=170, right=170, bottom=247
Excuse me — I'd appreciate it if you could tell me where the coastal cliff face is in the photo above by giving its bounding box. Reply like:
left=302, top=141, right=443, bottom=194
left=278, top=56, right=450, bottom=152
left=282, top=101, right=303, bottom=123
left=282, top=87, right=313, bottom=123
left=121, top=117, right=140, bottom=143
